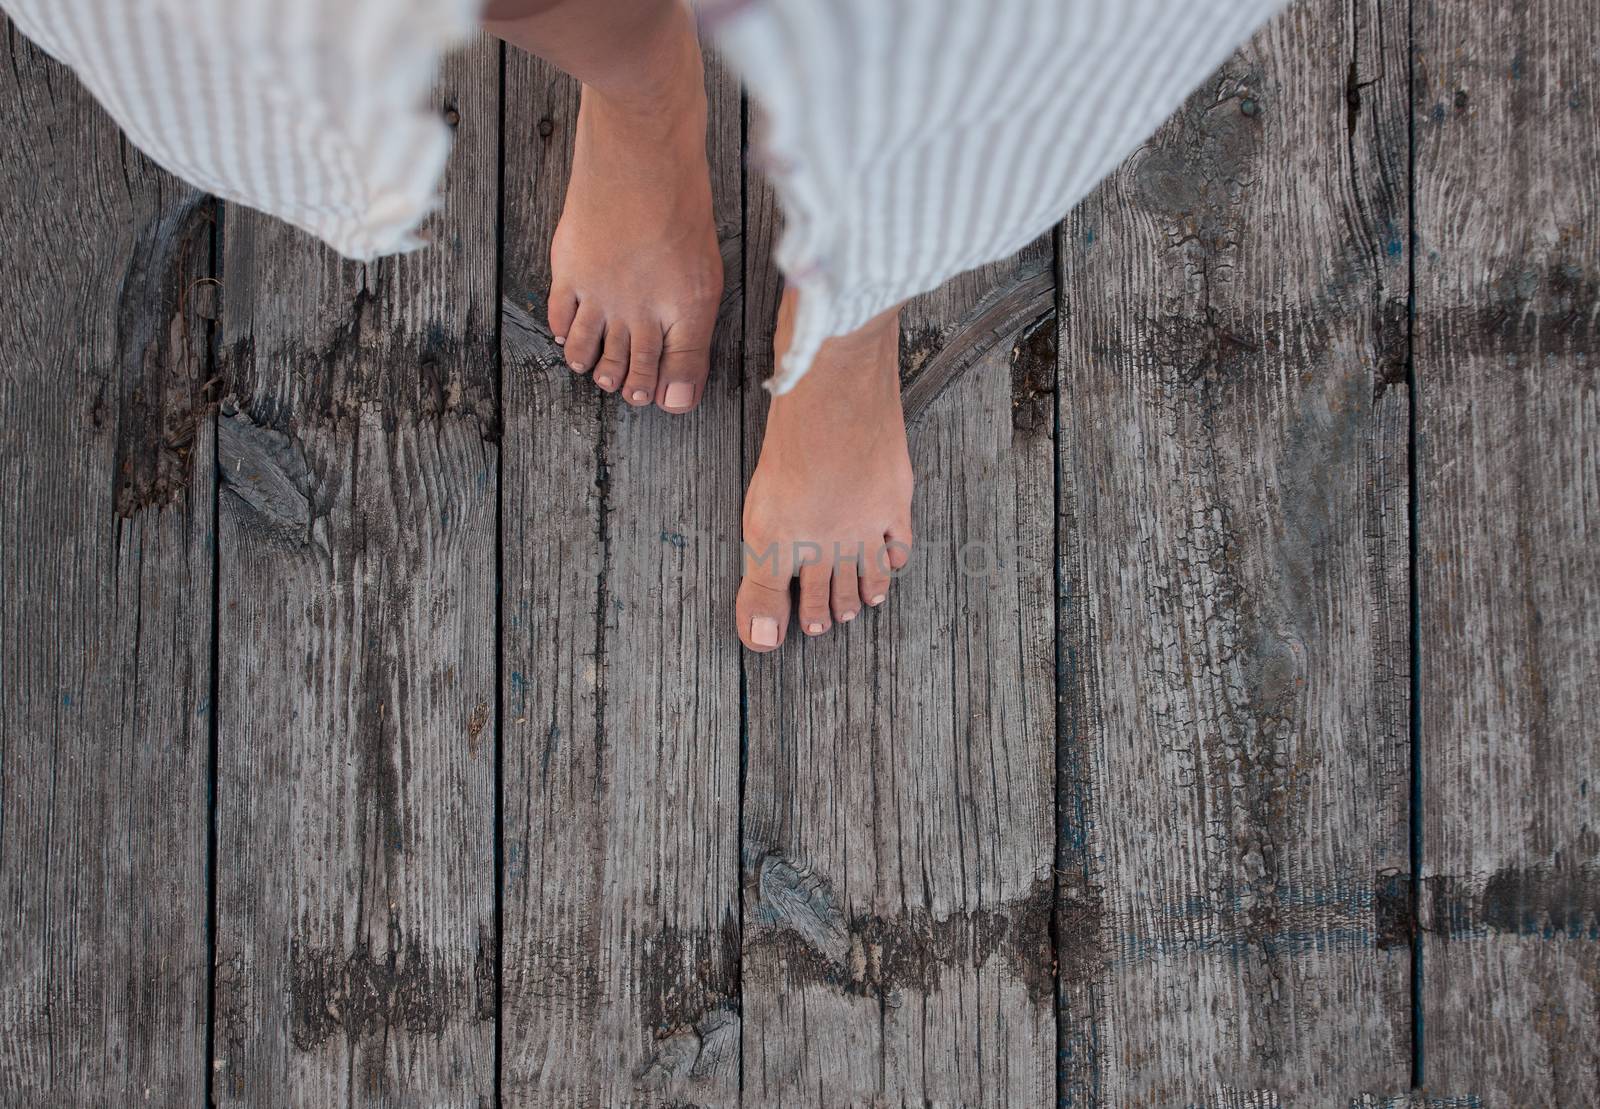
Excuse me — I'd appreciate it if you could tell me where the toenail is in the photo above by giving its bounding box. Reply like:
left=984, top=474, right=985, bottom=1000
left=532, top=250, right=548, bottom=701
left=868, top=593, right=886, bottom=606
left=664, top=381, right=695, bottom=410
left=554, top=336, right=565, bottom=345
left=840, top=610, right=857, bottom=622
left=569, top=361, right=584, bottom=371
left=631, top=389, right=649, bottom=402
left=750, top=616, right=780, bottom=647
left=597, top=376, right=615, bottom=389
left=806, top=621, right=824, bottom=634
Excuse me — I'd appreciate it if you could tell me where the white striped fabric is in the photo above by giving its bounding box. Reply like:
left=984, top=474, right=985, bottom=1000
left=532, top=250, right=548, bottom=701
left=4, top=0, right=476, bottom=260
left=709, top=0, right=1284, bottom=391
left=3, top=0, right=1281, bottom=388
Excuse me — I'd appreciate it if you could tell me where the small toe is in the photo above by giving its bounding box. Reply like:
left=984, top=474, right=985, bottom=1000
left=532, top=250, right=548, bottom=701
left=737, top=577, right=791, bottom=653
left=622, top=324, right=663, bottom=407
left=593, top=323, right=629, bottom=393
left=860, top=546, right=892, bottom=609
left=797, top=562, right=832, bottom=636
left=547, top=285, right=578, bottom=348
left=564, top=302, right=604, bottom=374
left=884, top=521, right=914, bottom=571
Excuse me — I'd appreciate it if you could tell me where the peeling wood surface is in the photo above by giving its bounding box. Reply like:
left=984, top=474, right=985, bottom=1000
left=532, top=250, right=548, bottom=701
left=0, top=24, right=214, bottom=1106
left=739, top=186, right=1058, bottom=1101
left=1056, top=2, right=1415, bottom=1101
left=2, top=4, right=1599, bottom=1106
left=496, top=45, right=745, bottom=1107
left=209, top=37, right=500, bottom=1108
left=1413, top=1, right=1600, bottom=1102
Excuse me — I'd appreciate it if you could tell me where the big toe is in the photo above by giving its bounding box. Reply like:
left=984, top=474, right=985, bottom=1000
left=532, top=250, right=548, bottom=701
left=656, top=325, right=712, bottom=414
left=736, top=577, right=790, bottom=653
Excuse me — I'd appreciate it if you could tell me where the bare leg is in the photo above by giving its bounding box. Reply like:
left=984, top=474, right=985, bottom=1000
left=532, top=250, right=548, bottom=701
left=736, top=289, right=914, bottom=651
left=485, top=0, right=720, bottom=412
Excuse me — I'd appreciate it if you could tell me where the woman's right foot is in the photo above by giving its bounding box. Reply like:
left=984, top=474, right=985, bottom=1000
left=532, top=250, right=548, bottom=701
left=737, top=291, right=915, bottom=652
left=544, top=1, right=722, bottom=413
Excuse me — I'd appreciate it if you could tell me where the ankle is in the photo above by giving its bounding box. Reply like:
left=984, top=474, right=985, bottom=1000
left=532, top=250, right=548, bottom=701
left=582, top=4, right=704, bottom=114
left=765, top=307, right=904, bottom=463
left=488, top=0, right=703, bottom=113
left=777, top=305, right=901, bottom=403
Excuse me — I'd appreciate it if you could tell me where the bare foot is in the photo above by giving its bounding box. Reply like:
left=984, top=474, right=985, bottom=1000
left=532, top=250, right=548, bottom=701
left=737, top=289, right=915, bottom=652
left=546, top=2, right=721, bottom=413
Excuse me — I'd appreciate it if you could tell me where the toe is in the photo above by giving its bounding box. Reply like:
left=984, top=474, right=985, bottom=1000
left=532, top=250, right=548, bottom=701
left=797, top=562, right=832, bottom=636
left=860, top=542, right=893, bottom=609
left=884, top=521, right=914, bottom=571
left=831, top=561, right=861, bottom=623
left=622, top=324, right=663, bottom=407
left=593, top=323, right=629, bottom=393
left=656, top=319, right=713, bottom=414
left=564, top=302, right=604, bottom=374
left=737, top=577, right=791, bottom=652
left=547, top=285, right=578, bottom=348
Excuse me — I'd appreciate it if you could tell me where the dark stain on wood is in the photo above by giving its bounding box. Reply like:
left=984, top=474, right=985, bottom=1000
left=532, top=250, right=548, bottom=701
left=1427, top=866, right=1600, bottom=940
left=112, top=196, right=217, bottom=517
left=466, top=699, right=489, bottom=758
left=1372, top=296, right=1410, bottom=400
left=474, top=924, right=497, bottom=1023
left=1010, top=308, right=1057, bottom=435
left=289, top=937, right=455, bottom=1049
left=1464, top=263, right=1600, bottom=347
left=1132, top=64, right=1263, bottom=229
left=1374, top=869, right=1416, bottom=950
left=745, top=849, right=1056, bottom=1005
left=221, top=331, right=496, bottom=439
left=636, top=911, right=742, bottom=1039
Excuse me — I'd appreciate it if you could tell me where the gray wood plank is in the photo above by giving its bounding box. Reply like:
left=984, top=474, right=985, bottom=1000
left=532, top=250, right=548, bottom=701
left=1413, top=1, right=1600, bottom=1100
left=0, top=24, right=215, bottom=1108
left=1055, top=2, right=1413, bottom=1102
left=209, top=38, right=500, bottom=1107
left=738, top=216, right=1058, bottom=1102
left=497, top=40, right=744, bottom=1106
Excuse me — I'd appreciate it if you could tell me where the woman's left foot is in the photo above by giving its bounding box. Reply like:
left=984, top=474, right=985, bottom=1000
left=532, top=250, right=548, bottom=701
left=737, top=291, right=914, bottom=652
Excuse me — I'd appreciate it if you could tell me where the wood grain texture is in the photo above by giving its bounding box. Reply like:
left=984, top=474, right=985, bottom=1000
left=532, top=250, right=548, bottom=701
left=1413, top=1, right=1600, bottom=1101
left=1055, top=2, right=1413, bottom=1102
left=738, top=177, right=1057, bottom=1102
left=497, top=41, right=744, bottom=1106
left=0, top=26, right=215, bottom=1109
left=210, top=38, right=500, bottom=1107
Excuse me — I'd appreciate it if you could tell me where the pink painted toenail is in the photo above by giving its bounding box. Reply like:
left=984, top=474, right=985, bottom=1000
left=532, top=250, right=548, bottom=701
left=664, top=381, right=695, bottom=409
left=554, top=336, right=565, bottom=345
left=839, top=610, right=857, bottom=622
left=750, top=616, right=779, bottom=647
left=806, top=621, right=823, bottom=634
left=631, top=389, right=649, bottom=402
left=868, top=593, right=886, bottom=606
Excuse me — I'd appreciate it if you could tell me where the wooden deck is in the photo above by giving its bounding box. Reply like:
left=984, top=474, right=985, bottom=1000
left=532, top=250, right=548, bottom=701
left=2, top=1, right=1595, bottom=1105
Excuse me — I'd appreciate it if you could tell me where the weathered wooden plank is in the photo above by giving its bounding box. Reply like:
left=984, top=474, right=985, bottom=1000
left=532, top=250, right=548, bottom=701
left=1055, top=1, right=1413, bottom=1102
left=210, top=38, right=500, bottom=1106
left=0, top=24, right=214, bottom=1107
left=1413, top=1, right=1600, bottom=1100
left=739, top=211, right=1058, bottom=1101
left=497, top=40, right=744, bottom=1105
